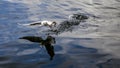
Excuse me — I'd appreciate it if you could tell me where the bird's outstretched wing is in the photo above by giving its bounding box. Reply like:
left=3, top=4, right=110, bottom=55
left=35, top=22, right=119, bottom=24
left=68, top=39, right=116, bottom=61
left=19, top=36, right=43, bottom=43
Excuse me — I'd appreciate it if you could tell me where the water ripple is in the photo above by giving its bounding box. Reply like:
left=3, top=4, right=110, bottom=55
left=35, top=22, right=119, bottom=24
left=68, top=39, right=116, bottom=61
left=0, top=0, right=120, bottom=68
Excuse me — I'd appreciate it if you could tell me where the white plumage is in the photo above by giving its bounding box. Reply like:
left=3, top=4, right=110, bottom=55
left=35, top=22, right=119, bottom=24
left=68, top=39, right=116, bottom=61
left=18, top=20, right=56, bottom=28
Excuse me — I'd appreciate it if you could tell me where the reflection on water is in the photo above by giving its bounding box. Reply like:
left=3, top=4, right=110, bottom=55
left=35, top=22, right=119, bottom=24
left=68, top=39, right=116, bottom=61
left=19, top=35, right=55, bottom=60
left=0, top=0, right=120, bottom=68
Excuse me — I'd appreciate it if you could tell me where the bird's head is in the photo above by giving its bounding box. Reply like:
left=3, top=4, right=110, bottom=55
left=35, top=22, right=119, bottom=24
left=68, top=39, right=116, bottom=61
left=69, top=13, right=88, bottom=21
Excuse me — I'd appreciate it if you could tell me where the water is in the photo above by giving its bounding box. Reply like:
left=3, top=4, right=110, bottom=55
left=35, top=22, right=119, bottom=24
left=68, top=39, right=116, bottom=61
left=0, top=0, right=120, bottom=68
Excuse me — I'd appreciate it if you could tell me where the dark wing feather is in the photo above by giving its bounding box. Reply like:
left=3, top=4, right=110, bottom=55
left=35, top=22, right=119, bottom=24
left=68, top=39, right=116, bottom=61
left=19, top=36, right=43, bottom=43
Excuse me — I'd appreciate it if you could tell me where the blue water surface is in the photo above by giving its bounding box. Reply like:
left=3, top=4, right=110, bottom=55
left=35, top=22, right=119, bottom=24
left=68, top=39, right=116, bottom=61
left=0, top=0, right=120, bottom=68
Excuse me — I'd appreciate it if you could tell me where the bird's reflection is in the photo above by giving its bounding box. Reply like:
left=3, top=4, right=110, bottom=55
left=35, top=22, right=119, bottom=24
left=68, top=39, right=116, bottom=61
left=19, top=35, right=55, bottom=60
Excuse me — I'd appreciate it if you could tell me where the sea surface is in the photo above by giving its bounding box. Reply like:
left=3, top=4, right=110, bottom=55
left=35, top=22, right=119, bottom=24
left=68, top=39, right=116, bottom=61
left=0, top=0, right=120, bottom=68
